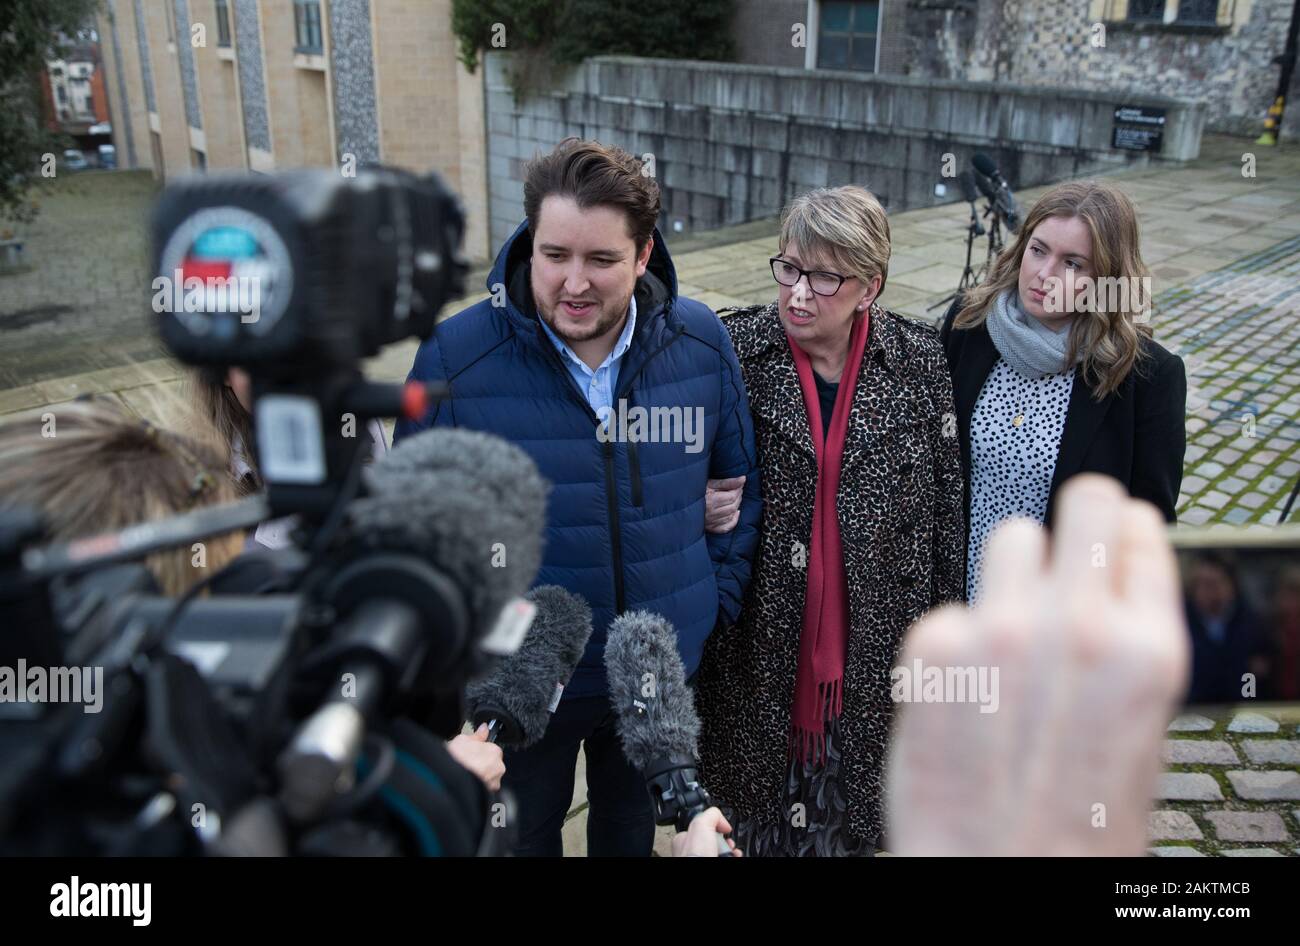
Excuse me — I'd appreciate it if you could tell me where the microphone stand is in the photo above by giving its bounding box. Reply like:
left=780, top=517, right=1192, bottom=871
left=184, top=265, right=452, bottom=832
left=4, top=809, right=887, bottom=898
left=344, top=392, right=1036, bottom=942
left=927, top=199, right=987, bottom=314
left=982, top=204, right=1006, bottom=280
left=927, top=200, right=1010, bottom=320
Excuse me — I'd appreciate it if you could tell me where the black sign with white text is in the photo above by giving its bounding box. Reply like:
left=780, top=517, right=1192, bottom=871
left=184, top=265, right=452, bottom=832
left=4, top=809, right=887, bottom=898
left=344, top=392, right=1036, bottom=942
left=1113, top=104, right=1167, bottom=152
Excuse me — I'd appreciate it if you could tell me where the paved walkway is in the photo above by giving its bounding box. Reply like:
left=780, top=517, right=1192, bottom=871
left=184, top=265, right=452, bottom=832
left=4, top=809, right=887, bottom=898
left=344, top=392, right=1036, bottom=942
left=4, top=133, right=1299, bottom=856
left=1153, top=708, right=1300, bottom=857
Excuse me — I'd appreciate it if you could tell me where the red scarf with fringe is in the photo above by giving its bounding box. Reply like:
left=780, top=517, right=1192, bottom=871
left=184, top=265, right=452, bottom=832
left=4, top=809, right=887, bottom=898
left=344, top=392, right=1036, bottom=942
left=786, top=310, right=871, bottom=765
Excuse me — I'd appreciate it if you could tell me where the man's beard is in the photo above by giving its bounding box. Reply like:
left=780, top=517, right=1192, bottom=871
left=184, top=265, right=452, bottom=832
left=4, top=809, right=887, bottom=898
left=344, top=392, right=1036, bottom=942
left=536, top=288, right=634, bottom=346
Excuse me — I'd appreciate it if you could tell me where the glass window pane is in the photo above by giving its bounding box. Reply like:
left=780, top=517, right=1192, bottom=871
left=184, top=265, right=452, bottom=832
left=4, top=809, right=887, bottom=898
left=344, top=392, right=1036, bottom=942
left=1176, top=0, right=1217, bottom=24
left=852, top=2, right=879, bottom=33
left=818, top=35, right=850, bottom=69
left=1128, top=0, right=1164, bottom=21
left=822, top=1, right=853, bottom=32
left=851, top=35, right=876, bottom=71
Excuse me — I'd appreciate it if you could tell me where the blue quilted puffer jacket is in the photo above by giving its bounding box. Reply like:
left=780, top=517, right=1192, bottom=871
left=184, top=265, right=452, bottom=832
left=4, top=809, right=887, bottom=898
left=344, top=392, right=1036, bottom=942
left=394, top=221, right=761, bottom=699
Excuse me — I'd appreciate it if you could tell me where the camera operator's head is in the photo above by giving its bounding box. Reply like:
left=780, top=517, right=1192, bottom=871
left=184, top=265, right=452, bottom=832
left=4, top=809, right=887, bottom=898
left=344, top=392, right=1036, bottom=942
left=522, top=138, right=659, bottom=359
left=0, top=397, right=243, bottom=595
left=189, top=365, right=258, bottom=495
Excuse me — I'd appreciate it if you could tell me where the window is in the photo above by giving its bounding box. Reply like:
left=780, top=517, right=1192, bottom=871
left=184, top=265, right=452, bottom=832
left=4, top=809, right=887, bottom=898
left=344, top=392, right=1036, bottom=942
left=818, top=1, right=880, bottom=73
left=1126, top=0, right=1166, bottom=22
left=294, top=0, right=323, bottom=54
left=57, top=86, right=67, bottom=104
left=216, top=0, right=232, bottom=47
left=1175, top=0, right=1218, bottom=24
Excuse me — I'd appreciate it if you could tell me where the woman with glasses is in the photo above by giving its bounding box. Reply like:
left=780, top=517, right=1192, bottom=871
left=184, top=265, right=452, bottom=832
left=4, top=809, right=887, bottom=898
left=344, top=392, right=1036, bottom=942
left=695, top=185, right=965, bottom=856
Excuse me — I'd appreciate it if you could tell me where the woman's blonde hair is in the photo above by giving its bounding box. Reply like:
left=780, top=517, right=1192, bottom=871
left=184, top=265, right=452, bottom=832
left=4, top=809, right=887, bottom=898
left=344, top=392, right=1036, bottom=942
left=954, top=179, right=1153, bottom=399
left=779, top=185, right=891, bottom=299
left=188, top=366, right=257, bottom=495
left=0, top=397, right=243, bottom=595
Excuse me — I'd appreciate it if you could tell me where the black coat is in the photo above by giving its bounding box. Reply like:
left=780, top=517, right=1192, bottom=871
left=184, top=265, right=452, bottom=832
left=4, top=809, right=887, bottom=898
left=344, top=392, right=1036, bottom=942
left=939, top=301, right=1187, bottom=525
left=1184, top=598, right=1265, bottom=704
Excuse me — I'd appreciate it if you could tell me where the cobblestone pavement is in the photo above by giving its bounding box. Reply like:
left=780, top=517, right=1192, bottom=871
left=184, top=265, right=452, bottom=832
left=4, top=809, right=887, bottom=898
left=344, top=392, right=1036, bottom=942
left=1157, top=238, right=1300, bottom=526
left=1151, top=709, right=1300, bottom=856
left=3, top=135, right=1299, bottom=856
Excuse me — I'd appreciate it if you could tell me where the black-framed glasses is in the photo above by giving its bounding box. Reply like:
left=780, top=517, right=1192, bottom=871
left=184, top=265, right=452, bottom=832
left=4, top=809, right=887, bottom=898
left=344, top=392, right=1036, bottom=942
left=770, top=257, right=849, bottom=296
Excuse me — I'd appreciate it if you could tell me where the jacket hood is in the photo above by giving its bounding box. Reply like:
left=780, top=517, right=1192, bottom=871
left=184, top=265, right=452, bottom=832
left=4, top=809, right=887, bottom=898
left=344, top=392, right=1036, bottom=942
left=487, top=219, right=680, bottom=334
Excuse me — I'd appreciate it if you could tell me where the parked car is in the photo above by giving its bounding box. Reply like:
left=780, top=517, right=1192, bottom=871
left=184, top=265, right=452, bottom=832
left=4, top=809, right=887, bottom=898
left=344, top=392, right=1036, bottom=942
left=61, top=149, right=90, bottom=172
left=97, top=144, right=117, bottom=170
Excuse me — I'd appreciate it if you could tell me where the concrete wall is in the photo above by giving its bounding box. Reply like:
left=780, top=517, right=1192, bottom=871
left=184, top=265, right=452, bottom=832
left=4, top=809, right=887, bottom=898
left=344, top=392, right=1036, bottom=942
left=483, top=53, right=1205, bottom=249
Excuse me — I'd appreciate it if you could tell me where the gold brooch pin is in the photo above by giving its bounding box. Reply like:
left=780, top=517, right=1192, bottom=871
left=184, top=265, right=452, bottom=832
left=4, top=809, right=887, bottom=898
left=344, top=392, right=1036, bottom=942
left=1012, top=414, right=1025, bottom=427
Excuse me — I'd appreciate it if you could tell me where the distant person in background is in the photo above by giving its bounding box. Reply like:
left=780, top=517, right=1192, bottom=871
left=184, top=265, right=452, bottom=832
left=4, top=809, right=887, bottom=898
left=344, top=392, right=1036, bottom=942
left=189, top=366, right=388, bottom=549
left=0, top=397, right=242, bottom=595
left=1263, top=566, right=1300, bottom=701
left=1183, top=552, right=1266, bottom=705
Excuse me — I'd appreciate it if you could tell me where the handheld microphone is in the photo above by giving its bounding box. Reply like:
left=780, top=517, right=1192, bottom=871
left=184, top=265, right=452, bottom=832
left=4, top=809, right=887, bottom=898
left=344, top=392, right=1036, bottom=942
left=604, top=610, right=733, bottom=857
left=465, top=584, right=593, bottom=746
left=278, top=427, right=548, bottom=821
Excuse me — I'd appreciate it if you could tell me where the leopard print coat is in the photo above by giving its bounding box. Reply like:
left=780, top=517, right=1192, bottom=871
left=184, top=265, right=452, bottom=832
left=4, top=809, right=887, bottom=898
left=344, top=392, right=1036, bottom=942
left=696, top=301, right=966, bottom=845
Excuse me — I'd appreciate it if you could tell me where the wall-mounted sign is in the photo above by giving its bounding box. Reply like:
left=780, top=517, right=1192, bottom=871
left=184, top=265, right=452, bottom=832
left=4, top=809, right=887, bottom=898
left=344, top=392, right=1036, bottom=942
left=1112, top=105, right=1166, bottom=153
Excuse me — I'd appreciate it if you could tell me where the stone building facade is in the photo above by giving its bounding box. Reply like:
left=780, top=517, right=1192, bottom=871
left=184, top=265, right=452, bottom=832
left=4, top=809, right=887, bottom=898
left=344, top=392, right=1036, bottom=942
left=96, top=0, right=490, bottom=260
left=730, top=1, right=1300, bottom=139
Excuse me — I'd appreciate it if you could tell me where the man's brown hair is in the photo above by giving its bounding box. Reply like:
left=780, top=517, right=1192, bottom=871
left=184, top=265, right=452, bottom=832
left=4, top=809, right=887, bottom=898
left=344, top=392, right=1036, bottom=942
left=523, top=138, right=661, bottom=252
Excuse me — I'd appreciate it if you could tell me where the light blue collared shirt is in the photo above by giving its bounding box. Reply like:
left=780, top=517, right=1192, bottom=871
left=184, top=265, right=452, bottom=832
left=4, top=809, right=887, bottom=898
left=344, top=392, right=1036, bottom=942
left=540, top=296, right=638, bottom=417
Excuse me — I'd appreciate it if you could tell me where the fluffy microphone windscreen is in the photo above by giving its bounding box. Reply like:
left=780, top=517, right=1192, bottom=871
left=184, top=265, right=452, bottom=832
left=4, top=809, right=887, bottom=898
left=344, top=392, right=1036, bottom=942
left=348, top=427, right=549, bottom=635
left=464, top=584, right=593, bottom=746
left=603, top=610, right=700, bottom=772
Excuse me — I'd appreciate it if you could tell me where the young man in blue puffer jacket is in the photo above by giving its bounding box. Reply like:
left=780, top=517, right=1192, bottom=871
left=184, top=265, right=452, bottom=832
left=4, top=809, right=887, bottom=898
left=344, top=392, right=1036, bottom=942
left=394, top=138, right=761, bottom=856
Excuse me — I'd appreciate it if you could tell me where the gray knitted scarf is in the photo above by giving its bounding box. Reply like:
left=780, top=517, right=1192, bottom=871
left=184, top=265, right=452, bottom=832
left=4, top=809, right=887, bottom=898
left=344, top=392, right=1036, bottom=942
left=985, top=288, right=1075, bottom=379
